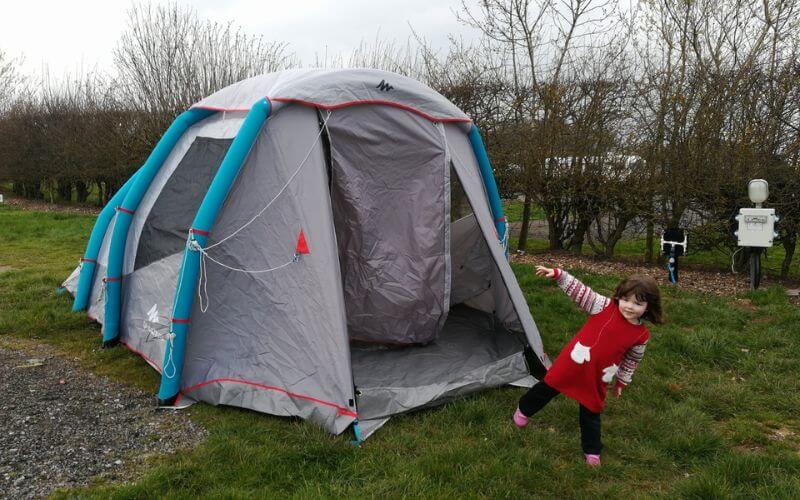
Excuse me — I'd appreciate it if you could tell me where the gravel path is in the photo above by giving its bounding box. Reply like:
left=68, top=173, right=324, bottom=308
left=0, top=339, right=206, bottom=499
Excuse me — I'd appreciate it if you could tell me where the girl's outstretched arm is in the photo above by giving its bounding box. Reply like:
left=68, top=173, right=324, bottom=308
left=538, top=266, right=610, bottom=315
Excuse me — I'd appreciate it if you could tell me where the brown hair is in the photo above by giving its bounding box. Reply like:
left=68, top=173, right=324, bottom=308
left=612, top=275, right=665, bottom=325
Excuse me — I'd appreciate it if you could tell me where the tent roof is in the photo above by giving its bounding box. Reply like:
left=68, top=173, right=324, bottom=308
left=192, top=68, right=472, bottom=124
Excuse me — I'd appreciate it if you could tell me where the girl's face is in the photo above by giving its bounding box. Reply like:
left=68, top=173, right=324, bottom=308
left=618, top=294, right=647, bottom=324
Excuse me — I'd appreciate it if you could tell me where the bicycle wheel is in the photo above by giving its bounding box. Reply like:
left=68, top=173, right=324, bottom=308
left=749, top=248, right=762, bottom=290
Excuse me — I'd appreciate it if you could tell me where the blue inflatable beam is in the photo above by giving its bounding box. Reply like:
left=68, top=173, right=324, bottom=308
left=102, top=107, right=216, bottom=346
left=468, top=125, right=507, bottom=248
left=73, top=168, right=143, bottom=311
left=157, top=98, right=271, bottom=405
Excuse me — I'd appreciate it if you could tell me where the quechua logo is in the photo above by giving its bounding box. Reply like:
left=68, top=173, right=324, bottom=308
left=376, top=79, right=394, bottom=91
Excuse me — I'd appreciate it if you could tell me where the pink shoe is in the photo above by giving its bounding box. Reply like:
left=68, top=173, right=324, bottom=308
left=513, top=408, right=528, bottom=428
left=584, top=454, right=601, bottom=467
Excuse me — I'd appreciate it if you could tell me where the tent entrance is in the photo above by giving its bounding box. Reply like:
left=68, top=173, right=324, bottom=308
left=350, top=304, right=529, bottom=420
left=323, top=106, right=533, bottom=424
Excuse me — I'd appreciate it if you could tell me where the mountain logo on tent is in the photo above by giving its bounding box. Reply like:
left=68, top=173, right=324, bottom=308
left=147, top=304, right=159, bottom=323
left=375, top=80, right=394, bottom=92
left=143, top=303, right=169, bottom=343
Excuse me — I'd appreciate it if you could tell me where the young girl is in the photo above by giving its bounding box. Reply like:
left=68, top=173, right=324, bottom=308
left=513, top=266, right=664, bottom=467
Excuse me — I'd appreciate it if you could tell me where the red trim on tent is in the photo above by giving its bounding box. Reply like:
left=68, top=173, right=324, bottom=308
left=195, top=97, right=472, bottom=124
left=115, top=206, right=135, bottom=215
left=171, top=317, right=191, bottom=324
left=495, top=216, right=507, bottom=223
left=189, top=228, right=210, bottom=237
left=193, top=105, right=251, bottom=113
left=120, top=340, right=163, bottom=374
left=80, top=258, right=97, bottom=263
left=178, top=378, right=358, bottom=417
left=103, top=276, right=122, bottom=283
left=91, top=324, right=163, bottom=373
left=270, top=97, right=472, bottom=124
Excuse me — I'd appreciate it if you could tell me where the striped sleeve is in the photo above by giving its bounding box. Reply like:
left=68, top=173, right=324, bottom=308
left=616, top=342, right=648, bottom=386
left=553, top=268, right=610, bottom=315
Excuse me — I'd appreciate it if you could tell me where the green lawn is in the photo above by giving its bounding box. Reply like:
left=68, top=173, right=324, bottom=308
left=1, top=205, right=799, bottom=498
left=502, top=199, right=546, bottom=222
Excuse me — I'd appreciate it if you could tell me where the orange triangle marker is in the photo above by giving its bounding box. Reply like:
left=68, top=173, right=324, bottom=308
left=296, top=229, right=310, bottom=254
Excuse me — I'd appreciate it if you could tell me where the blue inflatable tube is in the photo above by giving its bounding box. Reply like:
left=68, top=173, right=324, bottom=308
left=72, top=168, right=142, bottom=312
left=157, top=98, right=271, bottom=405
left=102, top=108, right=216, bottom=346
left=468, top=126, right=507, bottom=247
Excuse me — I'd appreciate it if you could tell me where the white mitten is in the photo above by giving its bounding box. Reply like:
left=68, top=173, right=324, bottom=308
left=570, top=342, right=591, bottom=364
left=601, top=363, right=619, bottom=383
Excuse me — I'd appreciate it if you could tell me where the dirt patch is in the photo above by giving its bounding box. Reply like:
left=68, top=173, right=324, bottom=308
left=511, top=251, right=791, bottom=298
left=0, top=337, right=206, bottom=498
left=735, top=299, right=758, bottom=311
left=768, top=428, right=796, bottom=442
left=0, top=265, right=12, bottom=273
left=1, top=195, right=101, bottom=216
left=734, top=444, right=764, bottom=454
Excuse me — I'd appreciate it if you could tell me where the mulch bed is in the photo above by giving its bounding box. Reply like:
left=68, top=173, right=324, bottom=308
left=511, top=251, right=798, bottom=300
left=1, top=196, right=101, bottom=216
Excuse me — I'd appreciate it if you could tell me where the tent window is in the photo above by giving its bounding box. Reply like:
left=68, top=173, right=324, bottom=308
left=133, top=137, right=232, bottom=271
left=450, top=162, right=473, bottom=221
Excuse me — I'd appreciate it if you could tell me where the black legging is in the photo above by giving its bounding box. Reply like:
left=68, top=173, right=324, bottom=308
left=519, top=381, right=603, bottom=455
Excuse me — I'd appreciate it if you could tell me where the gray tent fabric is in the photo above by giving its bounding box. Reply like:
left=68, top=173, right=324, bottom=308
left=450, top=214, right=493, bottom=306
left=328, top=105, right=450, bottom=345
left=84, top=214, right=117, bottom=323
left=193, top=69, right=470, bottom=124
left=119, top=252, right=185, bottom=372
left=134, top=137, right=232, bottom=271
left=64, top=68, right=548, bottom=439
left=180, top=106, right=356, bottom=434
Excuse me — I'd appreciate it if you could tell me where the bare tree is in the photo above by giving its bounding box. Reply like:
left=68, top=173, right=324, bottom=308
left=114, top=1, right=298, bottom=144
left=0, top=49, right=28, bottom=114
left=459, top=0, right=626, bottom=252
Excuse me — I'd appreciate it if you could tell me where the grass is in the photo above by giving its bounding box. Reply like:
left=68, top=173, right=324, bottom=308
left=502, top=199, right=546, bottom=222
left=1, top=204, right=799, bottom=497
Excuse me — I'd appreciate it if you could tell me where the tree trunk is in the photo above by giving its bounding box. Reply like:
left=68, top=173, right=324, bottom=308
left=781, top=232, right=796, bottom=279
left=645, top=220, right=654, bottom=264
left=603, top=218, right=630, bottom=259
left=97, top=180, right=107, bottom=207
left=75, top=180, right=90, bottom=203
left=517, top=192, right=533, bottom=252
left=547, top=215, right=563, bottom=250
left=568, top=218, right=590, bottom=254
left=26, top=181, right=44, bottom=200
left=57, top=180, right=73, bottom=201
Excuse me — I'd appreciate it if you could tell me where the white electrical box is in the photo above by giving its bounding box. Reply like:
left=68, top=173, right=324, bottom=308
left=736, top=208, right=777, bottom=247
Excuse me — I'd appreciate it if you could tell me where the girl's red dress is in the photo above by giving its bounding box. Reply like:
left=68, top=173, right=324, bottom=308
left=544, top=302, right=650, bottom=413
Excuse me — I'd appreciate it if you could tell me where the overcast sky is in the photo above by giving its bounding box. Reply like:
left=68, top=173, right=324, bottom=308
left=1, top=0, right=482, bottom=77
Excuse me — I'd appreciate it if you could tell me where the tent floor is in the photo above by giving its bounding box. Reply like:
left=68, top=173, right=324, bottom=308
left=350, top=304, right=529, bottom=420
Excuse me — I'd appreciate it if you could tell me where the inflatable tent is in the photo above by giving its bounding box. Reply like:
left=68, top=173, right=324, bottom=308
left=63, top=69, right=548, bottom=439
